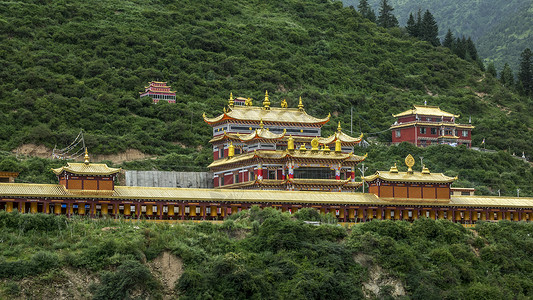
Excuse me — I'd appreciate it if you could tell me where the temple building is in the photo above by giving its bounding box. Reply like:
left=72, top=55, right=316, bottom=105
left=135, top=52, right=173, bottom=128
left=390, top=105, right=474, bottom=147
left=0, top=171, right=18, bottom=183
left=139, top=81, right=176, bottom=103
left=203, top=92, right=366, bottom=192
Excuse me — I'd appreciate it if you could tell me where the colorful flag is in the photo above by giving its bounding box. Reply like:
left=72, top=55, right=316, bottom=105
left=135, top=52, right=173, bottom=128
left=481, top=138, right=485, bottom=145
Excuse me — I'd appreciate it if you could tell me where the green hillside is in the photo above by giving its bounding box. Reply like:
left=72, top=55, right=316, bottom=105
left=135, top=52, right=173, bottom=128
left=0, top=0, right=531, bottom=158
left=342, top=0, right=533, bottom=71
left=2, top=211, right=533, bottom=299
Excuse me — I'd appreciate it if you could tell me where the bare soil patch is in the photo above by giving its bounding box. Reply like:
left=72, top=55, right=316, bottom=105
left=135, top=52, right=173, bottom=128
left=148, top=251, right=183, bottom=299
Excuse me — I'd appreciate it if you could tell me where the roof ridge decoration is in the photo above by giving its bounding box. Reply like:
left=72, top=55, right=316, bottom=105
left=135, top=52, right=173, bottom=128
left=84, top=148, right=90, bottom=165
left=228, top=92, right=234, bottom=108
left=263, top=90, right=270, bottom=110
left=405, top=154, right=415, bottom=173
left=298, top=96, right=304, bottom=111
left=281, top=99, right=288, bottom=108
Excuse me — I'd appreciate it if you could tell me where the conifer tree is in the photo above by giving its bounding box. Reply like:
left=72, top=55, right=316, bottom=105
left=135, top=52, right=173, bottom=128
left=500, top=63, right=515, bottom=88
left=406, top=13, right=417, bottom=37
left=518, top=48, right=533, bottom=95
left=357, top=0, right=376, bottom=22
left=465, top=37, right=478, bottom=61
left=377, top=0, right=398, bottom=28
left=420, top=10, right=439, bottom=46
left=453, top=37, right=466, bottom=59
left=486, top=62, right=497, bottom=77
left=443, top=29, right=454, bottom=49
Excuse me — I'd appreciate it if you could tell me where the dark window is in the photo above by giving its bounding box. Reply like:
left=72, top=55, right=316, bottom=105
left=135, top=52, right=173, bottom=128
left=234, top=173, right=239, bottom=184
left=219, top=148, right=223, bottom=158
left=294, top=167, right=335, bottom=179
left=395, top=130, right=401, bottom=138
left=431, top=128, right=437, bottom=135
left=461, top=191, right=470, bottom=196
left=268, top=170, right=276, bottom=179
left=420, top=127, right=426, bottom=134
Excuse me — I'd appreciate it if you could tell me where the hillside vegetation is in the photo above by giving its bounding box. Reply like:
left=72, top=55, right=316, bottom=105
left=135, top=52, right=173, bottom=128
left=0, top=0, right=532, bottom=159
left=343, top=0, right=533, bottom=71
left=2, top=210, right=533, bottom=299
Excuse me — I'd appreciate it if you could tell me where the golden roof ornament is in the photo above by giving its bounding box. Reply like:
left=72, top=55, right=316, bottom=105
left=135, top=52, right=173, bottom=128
left=323, top=144, right=331, bottom=153
left=281, top=99, right=288, bottom=108
left=389, top=163, right=398, bottom=173
left=228, top=142, right=235, bottom=158
left=422, top=165, right=431, bottom=174
left=84, top=148, right=90, bottom=165
left=311, top=137, right=319, bottom=151
left=405, top=154, right=415, bottom=173
left=263, top=90, right=270, bottom=110
left=299, top=143, right=307, bottom=152
left=337, top=121, right=342, bottom=132
left=288, top=135, right=295, bottom=151
left=245, top=97, right=253, bottom=106
left=260, top=119, right=264, bottom=129
left=335, top=139, right=342, bottom=153
left=298, top=96, right=304, bottom=111
left=228, top=92, right=234, bottom=108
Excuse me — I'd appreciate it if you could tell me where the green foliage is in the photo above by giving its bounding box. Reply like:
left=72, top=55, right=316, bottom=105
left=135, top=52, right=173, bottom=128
left=343, top=0, right=533, bottom=71
left=518, top=48, right=533, bottom=96
left=91, top=260, right=162, bottom=300
left=377, top=0, right=399, bottom=28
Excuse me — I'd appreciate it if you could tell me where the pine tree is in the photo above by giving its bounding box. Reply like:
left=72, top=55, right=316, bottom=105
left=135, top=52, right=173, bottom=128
left=377, top=0, right=398, bottom=28
left=453, top=37, right=466, bottom=59
left=406, top=13, right=417, bottom=37
left=486, top=62, right=497, bottom=77
left=518, top=48, right=533, bottom=95
left=500, top=63, right=515, bottom=88
left=420, top=10, right=439, bottom=46
left=465, top=37, right=478, bottom=61
left=357, top=0, right=376, bottom=22
left=443, top=29, right=454, bottom=49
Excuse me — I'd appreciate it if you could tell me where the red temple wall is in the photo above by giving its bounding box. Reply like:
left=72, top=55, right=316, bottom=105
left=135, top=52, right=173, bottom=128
left=423, top=187, right=436, bottom=199
left=409, top=186, right=422, bottom=198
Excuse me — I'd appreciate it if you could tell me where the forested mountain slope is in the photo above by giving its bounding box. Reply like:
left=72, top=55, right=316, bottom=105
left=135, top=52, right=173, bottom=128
left=0, top=0, right=531, bottom=163
left=343, top=0, right=533, bottom=71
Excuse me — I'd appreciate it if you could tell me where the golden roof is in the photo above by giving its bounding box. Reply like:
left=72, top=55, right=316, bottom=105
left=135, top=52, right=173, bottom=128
left=390, top=122, right=475, bottom=129
left=203, top=106, right=330, bottom=125
left=208, top=150, right=366, bottom=168
left=0, top=172, right=19, bottom=178
left=2, top=183, right=533, bottom=208
left=363, top=170, right=456, bottom=184
left=52, top=163, right=121, bottom=176
left=393, top=105, right=459, bottom=118
left=319, top=132, right=364, bottom=145
left=289, top=178, right=362, bottom=187
left=239, top=127, right=286, bottom=141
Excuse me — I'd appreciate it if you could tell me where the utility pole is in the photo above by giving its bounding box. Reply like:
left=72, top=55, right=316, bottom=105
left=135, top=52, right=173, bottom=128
left=358, top=163, right=368, bottom=193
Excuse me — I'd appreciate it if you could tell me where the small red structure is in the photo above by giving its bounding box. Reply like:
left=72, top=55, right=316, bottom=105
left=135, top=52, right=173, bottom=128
left=390, top=105, right=474, bottom=147
left=139, top=81, right=176, bottom=103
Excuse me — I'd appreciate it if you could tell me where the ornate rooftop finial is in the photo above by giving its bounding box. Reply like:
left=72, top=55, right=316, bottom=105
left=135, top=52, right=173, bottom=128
left=263, top=90, right=270, bottom=110
left=299, top=143, right=307, bottom=152
left=281, top=99, right=288, bottom=108
left=335, top=139, right=342, bottom=153
left=260, top=119, right=264, bottom=129
left=311, top=137, right=319, bottom=151
left=228, top=92, right=234, bottom=108
left=298, top=96, right=304, bottom=111
left=84, top=148, right=90, bottom=165
left=389, top=163, right=398, bottom=173
left=422, top=164, right=431, bottom=174
left=337, top=121, right=342, bottom=132
left=405, top=154, right=415, bottom=173
left=245, top=97, right=253, bottom=106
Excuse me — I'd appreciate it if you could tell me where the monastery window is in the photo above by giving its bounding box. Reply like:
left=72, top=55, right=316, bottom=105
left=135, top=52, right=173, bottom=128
left=249, top=171, right=255, bottom=181
left=395, top=130, right=401, bottom=138
left=219, top=148, right=223, bottom=158
left=206, top=207, right=211, bottom=214
left=268, top=170, right=276, bottom=180
left=219, top=177, right=223, bottom=186
left=462, top=130, right=468, bottom=137
left=408, top=211, right=413, bottom=218
left=431, top=128, right=437, bottom=135
left=461, top=191, right=470, bottom=196
left=420, top=127, right=426, bottom=134
left=294, top=167, right=335, bottom=180
left=390, top=210, right=395, bottom=217
left=234, top=173, right=239, bottom=184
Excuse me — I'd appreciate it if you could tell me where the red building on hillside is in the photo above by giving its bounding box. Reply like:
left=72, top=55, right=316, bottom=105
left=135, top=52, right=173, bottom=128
left=390, top=105, right=474, bottom=147
left=139, top=81, right=176, bottom=103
